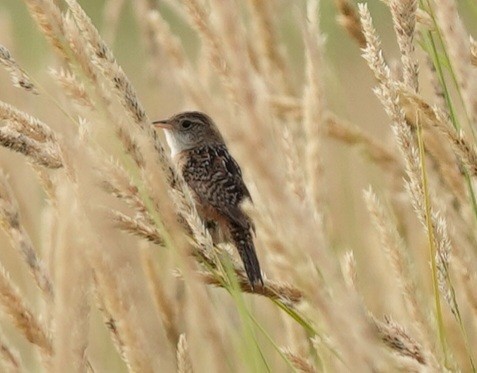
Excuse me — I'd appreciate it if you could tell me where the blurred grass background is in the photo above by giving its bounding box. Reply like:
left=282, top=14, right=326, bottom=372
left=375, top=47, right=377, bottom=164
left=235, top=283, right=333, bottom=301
left=0, top=0, right=442, bottom=312
left=0, top=0, right=470, bottom=299
left=1, top=0, right=477, bottom=371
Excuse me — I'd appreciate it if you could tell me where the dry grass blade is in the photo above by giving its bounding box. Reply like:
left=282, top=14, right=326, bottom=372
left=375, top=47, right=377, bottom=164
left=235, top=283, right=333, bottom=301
left=390, top=0, right=418, bottom=91
left=0, top=332, right=21, bottom=373
left=340, top=252, right=432, bottom=369
left=0, top=45, right=37, bottom=94
left=267, top=97, right=402, bottom=172
left=360, top=3, right=466, bottom=367
left=246, top=0, right=292, bottom=94
left=85, top=212, right=172, bottom=373
left=471, top=36, right=477, bottom=66
left=66, top=0, right=146, bottom=125
left=115, top=127, right=145, bottom=168
left=334, top=0, right=366, bottom=47
left=197, top=270, right=303, bottom=304
left=110, top=210, right=164, bottom=245
left=269, top=95, right=303, bottom=119
left=363, top=188, right=433, bottom=353
left=0, top=172, right=54, bottom=299
left=281, top=125, right=306, bottom=198
left=93, top=281, right=129, bottom=370
left=325, top=113, right=401, bottom=171
left=49, top=68, right=93, bottom=109
left=62, top=12, right=100, bottom=84
left=374, top=316, right=426, bottom=365
left=182, top=0, right=230, bottom=86
left=177, top=334, right=193, bottom=373
left=360, top=4, right=430, bottom=239
left=434, top=0, right=477, bottom=123
left=141, top=250, right=180, bottom=347
left=52, top=184, right=91, bottom=373
left=0, top=265, right=52, bottom=358
left=379, top=0, right=433, bottom=27
left=303, top=0, right=327, bottom=216
left=0, top=100, right=56, bottom=142
left=98, top=157, right=165, bottom=245
left=65, top=0, right=184, bottom=198
left=0, top=126, right=62, bottom=169
left=31, top=164, right=57, bottom=203
left=281, top=348, right=316, bottom=373
left=398, top=87, right=477, bottom=177
left=98, top=157, right=150, bottom=214
left=145, top=9, right=212, bottom=109
left=181, top=0, right=245, bottom=111
left=24, top=0, right=69, bottom=61
left=340, top=251, right=358, bottom=291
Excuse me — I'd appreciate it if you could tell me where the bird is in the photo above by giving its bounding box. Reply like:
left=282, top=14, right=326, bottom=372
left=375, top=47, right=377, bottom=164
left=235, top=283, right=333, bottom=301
left=152, top=111, right=263, bottom=287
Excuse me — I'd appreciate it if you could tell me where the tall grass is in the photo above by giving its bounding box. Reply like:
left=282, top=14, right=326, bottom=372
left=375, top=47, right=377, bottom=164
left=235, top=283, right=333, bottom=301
left=0, top=0, right=476, bottom=371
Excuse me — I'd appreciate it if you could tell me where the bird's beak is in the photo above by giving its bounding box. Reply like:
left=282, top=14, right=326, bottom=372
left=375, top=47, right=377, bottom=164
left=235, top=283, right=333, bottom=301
left=152, top=119, right=173, bottom=130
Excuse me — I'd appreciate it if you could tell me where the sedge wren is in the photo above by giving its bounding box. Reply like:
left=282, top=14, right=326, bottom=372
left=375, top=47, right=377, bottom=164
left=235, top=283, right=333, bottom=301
left=153, top=111, right=263, bottom=287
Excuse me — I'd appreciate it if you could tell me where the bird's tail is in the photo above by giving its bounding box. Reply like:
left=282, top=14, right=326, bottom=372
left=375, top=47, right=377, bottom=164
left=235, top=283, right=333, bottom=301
left=228, top=222, right=263, bottom=287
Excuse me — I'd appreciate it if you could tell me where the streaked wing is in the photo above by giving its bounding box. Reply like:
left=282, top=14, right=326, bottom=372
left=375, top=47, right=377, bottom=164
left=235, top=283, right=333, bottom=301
left=181, top=144, right=252, bottom=228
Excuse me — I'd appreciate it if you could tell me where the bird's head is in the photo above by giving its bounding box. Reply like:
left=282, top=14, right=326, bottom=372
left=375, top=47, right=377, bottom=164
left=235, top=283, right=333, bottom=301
left=153, top=111, right=224, bottom=156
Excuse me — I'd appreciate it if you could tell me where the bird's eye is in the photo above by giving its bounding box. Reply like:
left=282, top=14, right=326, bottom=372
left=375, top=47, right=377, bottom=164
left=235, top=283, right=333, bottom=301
left=181, top=120, right=193, bottom=129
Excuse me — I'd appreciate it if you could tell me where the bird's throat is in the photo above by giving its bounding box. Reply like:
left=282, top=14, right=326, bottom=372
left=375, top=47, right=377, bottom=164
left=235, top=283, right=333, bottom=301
left=164, top=130, right=182, bottom=158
